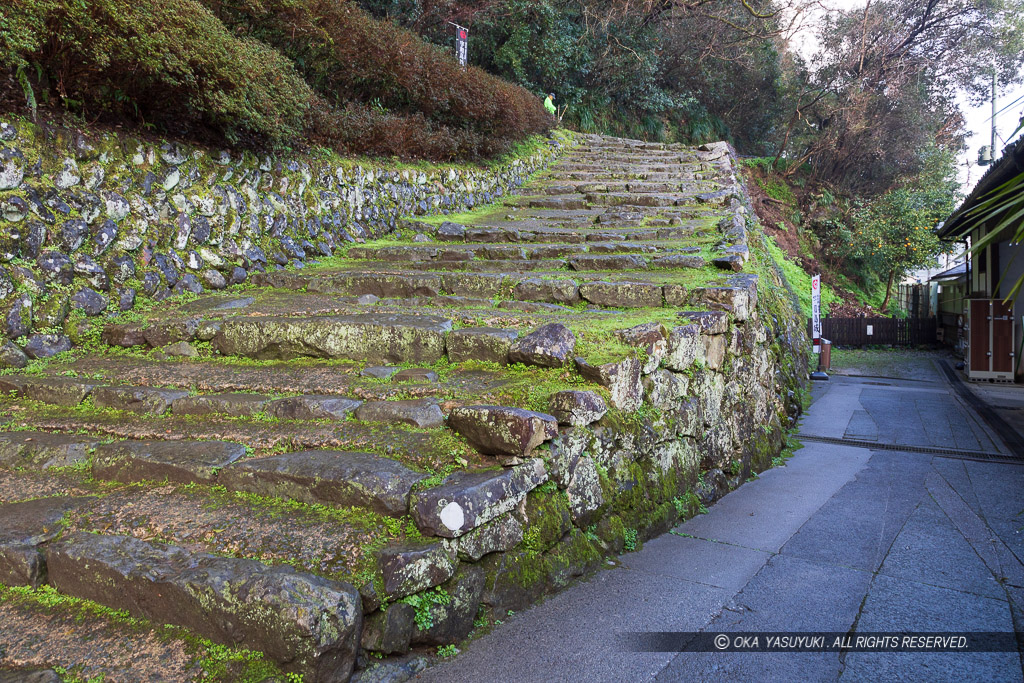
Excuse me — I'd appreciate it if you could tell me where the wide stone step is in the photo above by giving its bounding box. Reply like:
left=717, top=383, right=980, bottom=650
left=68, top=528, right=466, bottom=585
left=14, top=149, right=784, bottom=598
left=0, top=431, right=100, bottom=470
left=218, top=450, right=428, bottom=517
left=92, top=439, right=247, bottom=484
left=46, top=532, right=362, bottom=681
left=212, top=313, right=452, bottom=362
left=8, top=407, right=474, bottom=470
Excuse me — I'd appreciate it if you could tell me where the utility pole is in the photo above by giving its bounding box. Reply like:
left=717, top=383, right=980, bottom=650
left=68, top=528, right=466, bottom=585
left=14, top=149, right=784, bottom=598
left=991, top=69, right=998, bottom=158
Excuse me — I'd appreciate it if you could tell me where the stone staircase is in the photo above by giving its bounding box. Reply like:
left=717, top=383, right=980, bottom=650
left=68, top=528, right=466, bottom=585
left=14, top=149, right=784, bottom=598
left=0, top=135, right=807, bottom=682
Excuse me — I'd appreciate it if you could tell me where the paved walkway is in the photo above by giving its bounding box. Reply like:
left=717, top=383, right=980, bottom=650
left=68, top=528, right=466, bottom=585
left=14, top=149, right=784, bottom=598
left=418, top=364, right=1024, bottom=682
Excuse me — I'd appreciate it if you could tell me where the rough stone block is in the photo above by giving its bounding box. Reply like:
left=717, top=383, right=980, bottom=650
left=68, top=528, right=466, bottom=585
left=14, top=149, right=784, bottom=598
left=579, top=281, right=662, bottom=308
left=548, top=391, right=608, bottom=426
left=378, top=542, right=456, bottom=599
left=508, top=323, right=576, bottom=368
left=574, top=357, right=643, bottom=412
left=219, top=451, right=427, bottom=517
left=410, top=460, right=547, bottom=538
left=0, top=496, right=95, bottom=587
left=448, top=405, right=558, bottom=456
left=92, top=440, right=246, bottom=484
left=171, top=393, right=271, bottom=417
left=212, top=314, right=451, bottom=364
left=447, top=327, right=517, bottom=364
left=23, top=378, right=97, bottom=406
left=267, top=395, right=362, bottom=421
left=92, top=386, right=190, bottom=415
left=47, top=532, right=362, bottom=682
left=0, top=431, right=100, bottom=470
left=355, top=400, right=444, bottom=428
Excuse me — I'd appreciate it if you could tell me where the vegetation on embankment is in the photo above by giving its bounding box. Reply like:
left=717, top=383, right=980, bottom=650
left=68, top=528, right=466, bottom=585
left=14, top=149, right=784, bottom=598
left=741, top=147, right=960, bottom=316
left=0, top=0, right=550, bottom=160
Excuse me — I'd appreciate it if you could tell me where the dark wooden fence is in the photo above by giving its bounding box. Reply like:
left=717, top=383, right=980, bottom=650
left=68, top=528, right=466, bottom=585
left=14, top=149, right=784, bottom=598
left=808, top=317, right=937, bottom=347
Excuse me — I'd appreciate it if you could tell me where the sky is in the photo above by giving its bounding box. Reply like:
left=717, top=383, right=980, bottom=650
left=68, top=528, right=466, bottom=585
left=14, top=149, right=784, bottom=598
left=788, top=0, right=1024, bottom=191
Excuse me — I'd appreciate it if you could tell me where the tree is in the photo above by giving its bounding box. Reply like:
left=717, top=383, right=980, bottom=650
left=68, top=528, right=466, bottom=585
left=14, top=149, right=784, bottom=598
left=842, top=147, right=960, bottom=311
left=774, top=0, right=1024, bottom=195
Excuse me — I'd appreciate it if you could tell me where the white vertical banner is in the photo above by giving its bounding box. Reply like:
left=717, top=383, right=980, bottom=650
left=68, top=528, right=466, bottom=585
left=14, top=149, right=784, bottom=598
left=811, top=274, right=821, bottom=354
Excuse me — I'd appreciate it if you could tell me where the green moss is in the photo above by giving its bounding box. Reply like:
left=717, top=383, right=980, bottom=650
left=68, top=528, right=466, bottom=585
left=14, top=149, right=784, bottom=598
left=521, top=488, right=571, bottom=553
left=0, top=585, right=284, bottom=682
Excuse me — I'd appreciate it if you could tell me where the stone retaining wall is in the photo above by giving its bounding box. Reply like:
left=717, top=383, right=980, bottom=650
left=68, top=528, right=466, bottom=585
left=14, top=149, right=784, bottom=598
left=0, top=116, right=565, bottom=351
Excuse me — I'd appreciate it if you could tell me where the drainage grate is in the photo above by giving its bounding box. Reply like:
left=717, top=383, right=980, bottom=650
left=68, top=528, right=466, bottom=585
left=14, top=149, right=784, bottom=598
left=794, top=434, right=1022, bottom=463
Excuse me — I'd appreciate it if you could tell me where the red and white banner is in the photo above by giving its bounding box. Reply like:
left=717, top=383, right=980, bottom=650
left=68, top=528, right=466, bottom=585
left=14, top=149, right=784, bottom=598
left=811, top=274, right=821, bottom=354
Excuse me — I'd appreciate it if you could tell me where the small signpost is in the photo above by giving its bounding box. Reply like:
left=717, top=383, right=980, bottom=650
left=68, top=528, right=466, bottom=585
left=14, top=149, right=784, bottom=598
left=452, top=23, right=469, bottom=67
left=811, top=274, right=821, bottom=354
left=810, top=274, right=829, bottom=381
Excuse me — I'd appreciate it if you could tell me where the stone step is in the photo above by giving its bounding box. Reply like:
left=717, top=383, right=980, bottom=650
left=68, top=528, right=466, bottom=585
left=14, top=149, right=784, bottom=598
left=345, top=241, right=699, bottom=263
left=46, top=532, right=362, bottom=681
left=0, top=431, right=100, bottom=470
left=218, top=450, right=428, bottom=517
left=92, top=439, right=246, bottom=484
left=2, top=410, right=475, bottom=471
left=211, top=313, right=452, bottom=362
left=0, top=495, right=96, bottom=587
left=0, top=588, right=286, bottom=681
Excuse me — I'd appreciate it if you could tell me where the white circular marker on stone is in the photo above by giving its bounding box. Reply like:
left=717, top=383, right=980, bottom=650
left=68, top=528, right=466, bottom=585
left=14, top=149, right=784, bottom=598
left=439, top=501, right=466, bottom=532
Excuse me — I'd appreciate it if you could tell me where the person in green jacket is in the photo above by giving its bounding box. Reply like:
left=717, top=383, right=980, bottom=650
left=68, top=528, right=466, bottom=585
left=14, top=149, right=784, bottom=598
left=544, top=93, right=556, bottom=116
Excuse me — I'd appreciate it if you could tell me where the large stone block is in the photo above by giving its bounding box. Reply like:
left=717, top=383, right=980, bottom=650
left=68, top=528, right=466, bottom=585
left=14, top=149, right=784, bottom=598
left=448, top=405, right=558, bottom=456
left=212, top=314, right=451, bottom=363
left=410, top=460, right=547, bottom=538
left=219, top=451, right=427, bottom=517
left=47, top=533, right=362, bottom=682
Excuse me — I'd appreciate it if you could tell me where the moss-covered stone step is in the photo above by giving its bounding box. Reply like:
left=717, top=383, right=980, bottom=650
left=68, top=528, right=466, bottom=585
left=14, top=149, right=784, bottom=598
left=211, top=313, right=452, bottom=363
left=0, top=584, right=295, bottom=682
left=46, top=532, right=362, bottom=681
left=0, top=410, right=474, bottom=470
left=0, top=495, right=96, bottom=588
left=0, top=431, right=100, bottom=470
left=217, top=450, right=428, bottom=517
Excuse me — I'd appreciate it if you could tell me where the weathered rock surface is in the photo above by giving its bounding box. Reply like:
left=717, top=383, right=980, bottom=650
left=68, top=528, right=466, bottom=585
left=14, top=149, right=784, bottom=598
left=361, top=603, right=416, bottom=655
left=219, top=451, right=427, bottom=517
left=448, top=406, right=558, bottom=456
left=23, top=334, right=72, bottom=359
left=212, top=314, right=451, bottom=363
left=578, top=281, right=662, bottom=308
left=267, top=395, right=362, bottom=420
left=47, top=532, right=362, bottom=681
left=0, top=496, right=95, bottom=587
left=0, top=340, right=28, bottom=369
left=23, top=378, right=97, bottom=406
left=0, top=431, right=100, bottom=469
left=508, top=323, right=576, bottom=368
left=92, top=440, right=246, bottom=484
left=355, top=399, right=444, bottom=428
left=171, top=392, right=272, bottom=417
left=411, top=565, right=486, bottom=646
left=456, top=513, right=524, bottom=562
left=575, top=357, right=644, bottom=411
left=548, top=390, right=608, bottom=426
left=378, top=542, right=456, bottom=599
left=410, top=460, right=547, bottom=538
left=92, top=386, right=190, bottom=415
left=447, top=327, right=517, bottom=364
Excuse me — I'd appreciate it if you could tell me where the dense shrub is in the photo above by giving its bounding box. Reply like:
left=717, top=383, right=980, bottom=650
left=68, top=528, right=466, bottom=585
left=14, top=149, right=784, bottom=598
left=0, top=0, right=550, bottom=159
left=202, top=0, right=550, bottom=158
left=0, top=0, right=313, bottom=144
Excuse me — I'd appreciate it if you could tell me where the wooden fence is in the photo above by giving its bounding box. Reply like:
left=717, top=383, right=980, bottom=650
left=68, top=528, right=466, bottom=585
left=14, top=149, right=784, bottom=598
left=808, top=317, right=938, bottom=347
